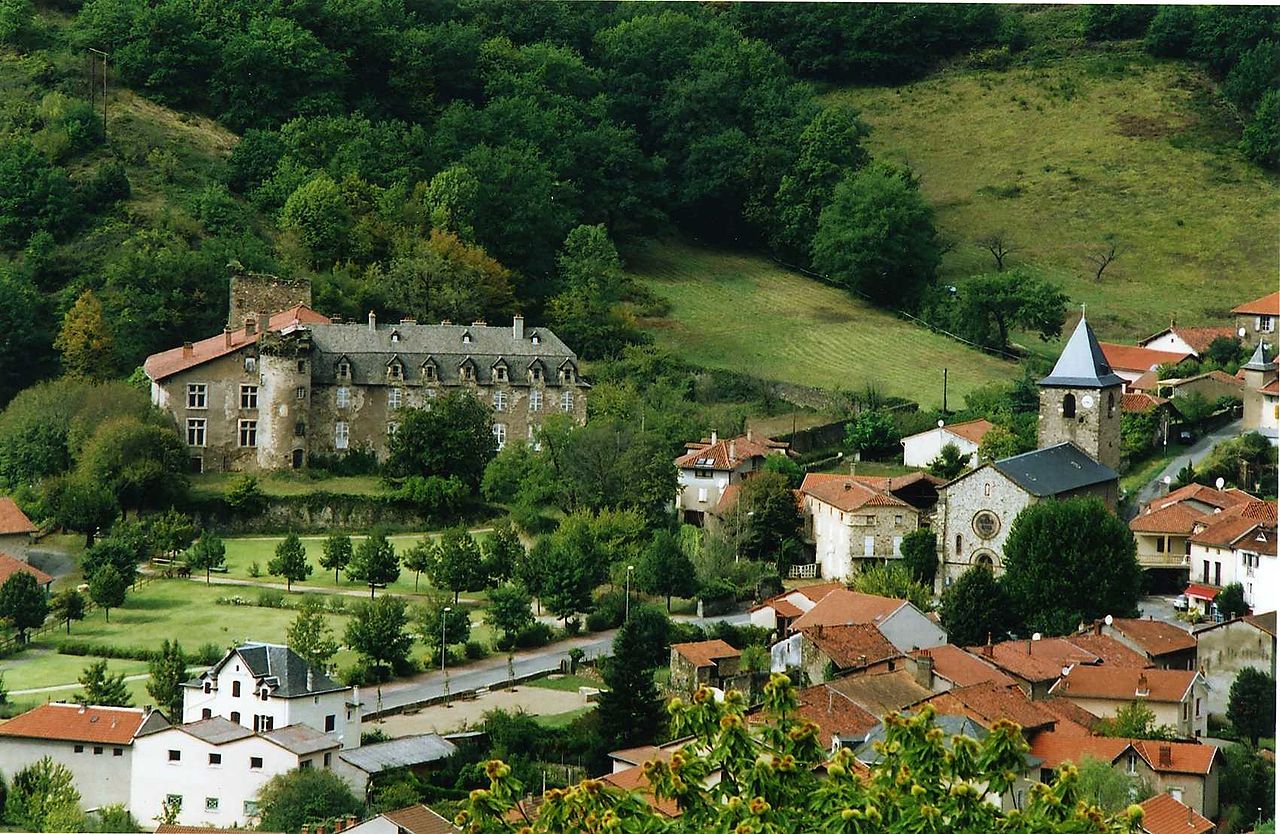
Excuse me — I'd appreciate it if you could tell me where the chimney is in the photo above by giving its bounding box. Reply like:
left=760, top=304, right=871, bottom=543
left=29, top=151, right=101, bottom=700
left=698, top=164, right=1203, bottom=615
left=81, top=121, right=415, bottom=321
left=400, top=317, right=416, bottom=325
left=257, top=312, right=269, bottom=336
left=857, top=654, right=867, bottom=668
left=224, top=326, right=233, bottom=347
left=914, top=651, right=934, bottom=689
left=368, top=310, right=377, bottom=332
left=473, top=320, right=486, bottom=327
left=1158, top=744, right=1172, bottom=767
left=513, top=315, right=524, bottom=340
left=333, top=820, right=344, bottom=833
left=353, top=685, right=361, bottom=708
left=307, top=668, right=314, bottom=692
left=301, top=826, right=310, bottom=834
left=1137, top=673, right=1149, bottom=695
left=730, top=440, right=737, bottom=460
left=441, top=319, right=451, bottom=325
left=245, top=316, right=257, bottom=336
left=982, top=636, right=993, bottom=658
left=1093, top=620, right=1102, bottom=636
left=346, top=815, right=357, bottom=829
left=182, top=341, right=194, bottom=357
left=816, top=623, right=824, bottom=637
left=315, top=825, right=326, bottom=834
left=747, top=429, right=754, bottom=442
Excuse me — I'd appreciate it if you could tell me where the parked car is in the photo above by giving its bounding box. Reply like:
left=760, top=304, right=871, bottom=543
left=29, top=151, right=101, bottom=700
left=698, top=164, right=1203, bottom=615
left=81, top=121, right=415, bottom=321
left=1173, top=594, right=1190, bottom=611
left=1177, top=428, right=1196, bottom=444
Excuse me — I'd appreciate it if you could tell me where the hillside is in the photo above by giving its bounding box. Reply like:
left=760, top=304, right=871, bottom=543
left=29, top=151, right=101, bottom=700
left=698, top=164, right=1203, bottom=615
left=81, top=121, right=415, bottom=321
left=628, top=241, right=1014, bottom=409
left=828, top=46, right=1279, bottom=342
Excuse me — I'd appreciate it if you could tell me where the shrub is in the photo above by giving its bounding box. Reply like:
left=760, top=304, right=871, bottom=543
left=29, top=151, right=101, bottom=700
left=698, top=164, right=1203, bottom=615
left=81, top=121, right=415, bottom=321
left=327, top=595, right=347, bottom=613
left=511, top=621, right=554, bottom=650
left=586, top=590, right=625, bottom=632
left=256, top=589, right=287, bottom=609
left=463, top=640, right=487, bottom=660
left=564, top=618, right=582, bottom=637
left=247, top=561, right=262, bottom=578
left=225, top=474, right=267, bottom=515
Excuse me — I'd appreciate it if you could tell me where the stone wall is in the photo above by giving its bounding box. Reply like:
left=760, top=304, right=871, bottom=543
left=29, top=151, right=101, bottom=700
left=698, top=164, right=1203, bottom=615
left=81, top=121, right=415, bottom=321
left=1037, top=383, right=1123, bottom=471
left=937, top=467, right=1032, bottom=591
left=228, top=269, right=311, bottom=329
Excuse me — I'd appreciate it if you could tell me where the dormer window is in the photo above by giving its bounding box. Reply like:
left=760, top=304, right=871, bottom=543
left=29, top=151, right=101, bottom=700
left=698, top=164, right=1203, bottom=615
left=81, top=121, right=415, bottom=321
left=493, top=363, right=508, bottom=383
left=559, top=363, right=577, bottom=384
left=530, top=363, right=544, bottom=382
left=390, top=330, right=400, bottom=343
left=337, top=359, right=351, bottom=380
left=460, top=361, right=475, bottom=382
left=388, top=360, right=403, bottom=380
left=530, top=332, right=541, bottom=345
left=422, top=360, right=437, bottom=382
left=462, top=331, right=473, bottom=345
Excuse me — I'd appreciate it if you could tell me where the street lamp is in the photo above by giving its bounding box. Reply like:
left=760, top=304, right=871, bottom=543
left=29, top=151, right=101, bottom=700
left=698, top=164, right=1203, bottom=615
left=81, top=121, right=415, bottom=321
left=625, top=566, right=634, bottom=621
left=441, top=606, right=452, bottom=674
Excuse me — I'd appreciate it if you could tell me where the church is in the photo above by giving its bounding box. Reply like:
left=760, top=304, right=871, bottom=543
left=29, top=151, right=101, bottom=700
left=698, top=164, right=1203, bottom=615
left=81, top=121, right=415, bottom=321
left=935, top=316, right=1122, bottom=591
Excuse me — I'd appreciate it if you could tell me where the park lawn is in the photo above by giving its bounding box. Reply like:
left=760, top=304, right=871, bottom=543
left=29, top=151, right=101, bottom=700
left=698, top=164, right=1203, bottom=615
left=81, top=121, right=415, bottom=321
left=1, top=650, right=149, bottom=693
left=533, top=706, right=594, bottom=728
left=629, top=241, right=1015, bottom=409
left=219, top=532, right=493, bottom=599
left=526, top=674, right=604, bottom=693
left=189, top=472, right=387, bottom=498
left=827, top=46, right=1280, bottom=342
left=6, top=677, right=155, bottom=715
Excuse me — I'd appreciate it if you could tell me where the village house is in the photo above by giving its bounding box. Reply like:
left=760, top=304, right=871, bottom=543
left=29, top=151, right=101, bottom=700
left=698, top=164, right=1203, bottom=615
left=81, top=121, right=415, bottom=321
left=770, top=589, right=946, bottom=672
left=337, top=733, right=459, bottom=793
left=672, top=431, right=789, bottom=526
left=1185, top=499, right=1278, bottom=614
left=1097, top=617, right=1198, bottom=671
left=916, top=682, right=1071, bottom=739
left=748, top=581, right=844, bottom=638
left=798, top=473, right=920, bottom=580
left=0, top=496, right=36, bottom=559
left=0, top=552, right=53, bottom=593
left=899, top=418, right=994, bottom=469
left=1232, top=291, right=1279, bottom=347
left=1240, top=341, right=1278, bottom=445
left=129, top=717, right=345, bottom=828
left=906, top=644, right=1017, bottom=693
left=1193, top=611, right=1276, bottom=717
left=1137, top=792, right=1214, bottom=834
left=964, top=633, right=1150, bottom=700
left=1139, top=325, right=1240, bottom=358
left=790, top=623, right=902, bottom=682
left=1049, top=666, right=1207, bottom=739
left=1120, top=392, right=1175, bottom=454
left=1129, top=483, right=1258, bottom=574
left=823, top=668, right=934, bottom=720
left=343, top=804, right=459, bottom=834
left=668, top=640, right=742, bottom=693
left=143, top=275, right=586, bottom=473
left=774, top=683, right=879, bottom=750
left=0, top=703, right=169, bottom=811
left=1147, top=369, right=1245, bottom=404
left=1029, top=732, right=1220, bottom=818
left=182, top=643, right=361, bottom=749
left=1099, top=343, right=1194, bottom=390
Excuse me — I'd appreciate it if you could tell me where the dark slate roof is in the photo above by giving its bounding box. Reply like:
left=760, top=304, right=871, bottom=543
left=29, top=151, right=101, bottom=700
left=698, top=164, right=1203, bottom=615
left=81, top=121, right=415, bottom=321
left=180, top=718, right=255, bottom=745
left=186, top=643, right=348, bottom=698
left=993, top=443, right=1118, bottom=497
left=308, top=322, right=580, bottom=387
left=1242, top=340, right=1273, bottom=372
left=338, top=733, right=459, bottom=774
left=1039, top=317, right=1125, bottom=389
left=262, top=723, right=340, bottom=756
left=849, top=715, right=1041, bottom=769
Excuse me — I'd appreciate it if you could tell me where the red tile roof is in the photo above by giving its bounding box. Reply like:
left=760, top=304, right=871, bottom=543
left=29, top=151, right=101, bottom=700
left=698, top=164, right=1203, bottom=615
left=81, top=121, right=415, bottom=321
left=603, top=764, right=681, bottom=817
left=1099, top=343, right=1193, bottom=373
left=1131, top=370, right=1160, bottom=392
left=1183, top=583, right=1219, bottom=601
left=791, top=589, right=906, bottom=632
left=1121, top=392, right=1171, bottom=414
left=674, top=434, right=787, bottom=471
left=1261, top=378, right=1279, bottom=395
left=1036, top=698, right=1103, bottom=735
left=0, top=497, right=36, bottom=535
left=143, top=305, right=331, bottom=381
left=1132, top=739, right=1219, bottom=775
left=0, top=553, right=52, bottom=587
left=750, top=582, right=844, bottom=615
left=1050, top=666, right=1197, bottom=704
left=1107, top=618, right=1197, bottom=656
left=1232, top=291, right=1280, bottom=316
left=803, top=624, right=901, bottom=669
left=1189, top=514, right=1277, bottom=554
left=920, top=682, right=1057, bottom=732
left=943, top=418, right=996, bottom=444
left=0, top=703, right=152, bottom=745
left=1159, top=483, right=1255, bottom=512
left=1138, top=792, right=1214, bottom=834
left=671, top=639, right=739, bottom=669
left=1063, top=633, right=1154, bottom=669
left=1140, top=326, right=1239, bottom=355
left=799, top=473, right=910, bottom=513
left=157, top=827, right=281, bottom=834
left=382, top=804, right=461, bottom=834
left=969, top=638, right=1099, bottom=684
left=1029, top=731, right=1133, bottom=769
left=912, top=645, right=1016, bottom=688
left=826, top=669, right=933, bottom=717
left=1130, top=502, right=1207, bottom=535
left=774, top=683, right=880, bottom=747
left=1243, top=610, right=1277, bottom=637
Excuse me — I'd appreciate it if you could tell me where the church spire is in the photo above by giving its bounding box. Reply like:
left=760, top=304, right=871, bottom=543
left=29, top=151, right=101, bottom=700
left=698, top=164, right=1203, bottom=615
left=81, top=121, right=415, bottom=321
left=1241, top=339, right=1273, bottom=372
left=1038, top=316, right=1124, bottom=389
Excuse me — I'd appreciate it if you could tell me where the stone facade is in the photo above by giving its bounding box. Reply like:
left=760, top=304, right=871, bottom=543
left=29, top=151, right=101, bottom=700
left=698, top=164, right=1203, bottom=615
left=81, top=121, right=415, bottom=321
left=806, top=497, right=919, bottom=580
left=227, top=269, right=311, bottom=335
left=1194, top=618, right=1276, bottom=718
left=1037, top=383, right=1122, bottom=472
left=937, top=466, right=1030, bottom=589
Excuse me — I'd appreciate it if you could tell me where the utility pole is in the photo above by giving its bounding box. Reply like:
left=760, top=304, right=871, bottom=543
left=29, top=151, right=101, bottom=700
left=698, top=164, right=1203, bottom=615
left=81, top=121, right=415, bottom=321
left=942, top=368, right=949, bottom=415
left=88, top=48, right=109, bottom=140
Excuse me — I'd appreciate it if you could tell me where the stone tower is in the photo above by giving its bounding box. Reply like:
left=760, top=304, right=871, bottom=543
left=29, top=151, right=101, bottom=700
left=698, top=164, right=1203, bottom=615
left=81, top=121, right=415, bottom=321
left=227, top=264, right=312, bottom=330
left=1036, top=316, right=1124, bottom=470
left=1241, top=340, right=1275, bottom=431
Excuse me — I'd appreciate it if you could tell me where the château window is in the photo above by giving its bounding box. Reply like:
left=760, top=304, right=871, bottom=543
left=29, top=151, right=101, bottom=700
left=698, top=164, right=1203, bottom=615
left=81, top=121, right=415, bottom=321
left=336, top=387, right=350, bottom=408
left=493, top=390, right=507, bottom=412
left=531, top=333, right=541, bottom=345
left=560, top=365, right=576, bottom=384
left=187, top=383, right=207, bottom=409
left=244, top=356, right=257, bottom=373
left=954, top=534, right=962, bottom=555
left=297, top=359, right=306, bottom=374
left=1107, top=392, right=1115, bottom=417
left=187, top=418, right=206, bottom=447
left=560, top=390, right=574, bottom=412
left=296, top=386, right=306, bottom=401
left=337, top=360, right=351, bottom=380
left=388, top=362, right=402, bottom=380
left=1062, top=393, right=1076, bottom=418
left=388, top=388, right=402, bottom=410
left=529, top=390, right=542, bottom=412
left=494, top=365, right=508, bottom=383
left=492, top=423, right=507, bottom=450
left=423, top=363, right=437, bottom=382
left=240, top=385, right=258, bottom=409
left=335, top=421, right=350, bottom=450
left=461, top=364, right=475, bottom=382
left=530, top=365, right=544, bottom=382
left=462, top=331, right=473, bottom=344
left=238, top=420, right=257, bottom=448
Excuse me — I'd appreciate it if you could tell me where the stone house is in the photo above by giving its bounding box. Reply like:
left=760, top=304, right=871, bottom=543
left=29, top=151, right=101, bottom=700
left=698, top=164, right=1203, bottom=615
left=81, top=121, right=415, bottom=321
left=1099, top=343, right=1193, bottom=390
left=1099, top=617, right=1198, bottom=671
left=799, top=473, right=920, bottom=580
left=1139, top=325, right=1239, bottom=358
left=899, top=418, right=994, bottom=469
left=0, top=496, right=36, bottom=560
left=1152, top=369, right=1245, bottom=404
left=748, top=581, right=844, bottom=639
left=672, top=432, right=789, bottom=526
left=0, top=703, right=169, bottom=810
left=144, top=305, right=587, bottom=473
left=0, top=553, right=53, bottom=593
left=792, top=623, right=902, bottom=683
left=1120, top=393, right=1174, bottom=454
left=1232, top=291, right=1279, bottom=347
left=1049, top=666, right=1208, bottom=739
left=668, top=640, right=742, bottom=693
left=1193, top=611, right=1276, bottom=717
left=777, top=588, right=946, bottom=659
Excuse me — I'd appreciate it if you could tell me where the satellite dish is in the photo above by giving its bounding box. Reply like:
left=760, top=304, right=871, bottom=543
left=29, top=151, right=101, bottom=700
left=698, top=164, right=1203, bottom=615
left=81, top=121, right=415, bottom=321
left=937, top=419, right=945, bottom=429
left=1032, top=632, right=1042, bottom=641
left=1215, top=477, right=1226, bottom=490
left=1104, top=614, right=1114, bottom=626
left=1061, top=666, right=1072, bottom=678
left=1239, top=327, right=1247, bottom=339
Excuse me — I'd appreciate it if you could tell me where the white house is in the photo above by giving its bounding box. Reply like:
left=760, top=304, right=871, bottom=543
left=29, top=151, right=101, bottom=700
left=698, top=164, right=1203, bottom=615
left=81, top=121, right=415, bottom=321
left=1138, top=325, right=1238, bottom=358
left=673, top=431, right=789, bottom=526
left=1186, top=500, right=1277, bottom=614
left=0, top=703, right=168, bottom=811
left=799, top=473, right=919, bottom=581
left=182, top=643, right=361, bottom=749
left=1098, top=343, right=1193, bottom=388
left=344, top=805, right=459, bottom=834
left=900, top=419, right=994, bottom=468
left=130, top=718, right=344, bottom=828
left=749, top=582, right=844, bottom=636
left=770, top=588, right=947, bottom=671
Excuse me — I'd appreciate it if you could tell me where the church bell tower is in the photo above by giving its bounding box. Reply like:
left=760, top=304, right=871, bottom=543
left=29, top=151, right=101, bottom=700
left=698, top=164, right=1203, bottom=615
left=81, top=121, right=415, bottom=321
left=1036, top=315, right=1124, bottom=471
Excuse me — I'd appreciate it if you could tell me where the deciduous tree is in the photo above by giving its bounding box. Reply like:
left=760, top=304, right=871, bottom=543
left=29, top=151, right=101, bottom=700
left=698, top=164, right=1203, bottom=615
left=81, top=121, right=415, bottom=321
left=268, top=532, right=312, bottom=591
left=384, top=391, right=496, bottom=491
left=344, top=595, right=413, bottom=679
left=481, top=520, right=523, bottom=585
left=287, top=597, right=339, bottom=672
left=428, top=526, right=485, bottom=604
left=899, top=528, right=939, bottom=587
left=634, top=529, right=698, bottom=611
left=320, top=533, right=353, bottom=584
left=88, top=564, right=127, bottom=622
left=54, top=290, right=116, bottom=381
left=4, top=756, right=84, bottom=833
left=927, top=442, right=969, bottom=480
left=402, top=538, right=435, bottom=593
left=185, top=531, right=225, bottom=585
left=0, top=570, right=48, bottom=642
left=485, top=583, right=535, bottom=646
left=256, top=768, right=362, bottom=834
left=146, top=640, right=187, bottom=719
left=940, top=565, right=1019, bottom=647
left=50, top=588, right=85, bottom=635
left=1227, top=667, right=1276, bottom=743
left=1215, top=583, right=1249, bottom=619
left=954, top=268, right=1068, bottom=352
left=346, top=531, right=400, bottom=598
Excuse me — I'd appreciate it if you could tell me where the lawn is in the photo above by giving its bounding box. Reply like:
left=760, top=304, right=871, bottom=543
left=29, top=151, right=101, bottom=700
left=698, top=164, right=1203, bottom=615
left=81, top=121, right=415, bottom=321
left=526, top=674, right=604, bottom=693
left=533, top=706, right=594, bottom=728
left=220, top=531, right=493, bottom=598
left=827, top=45, right=1279, bottom=342
left=2, top=650, right=149, bottom=693
left=629, top=241, right=1016, bottom=408
left=189, top=472, right=387, bottom=498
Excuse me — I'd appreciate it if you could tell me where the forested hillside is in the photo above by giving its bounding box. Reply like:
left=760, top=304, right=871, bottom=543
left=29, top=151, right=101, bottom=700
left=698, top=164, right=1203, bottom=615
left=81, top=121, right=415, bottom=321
left=0, top=1, right=1276, bottom=407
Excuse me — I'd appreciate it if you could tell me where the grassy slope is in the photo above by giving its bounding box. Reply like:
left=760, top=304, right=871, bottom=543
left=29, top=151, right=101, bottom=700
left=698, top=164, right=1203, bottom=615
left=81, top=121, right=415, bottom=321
left=828, top=42, right=1279, bottom=342
left=629, top=241, right=1015, bottom=408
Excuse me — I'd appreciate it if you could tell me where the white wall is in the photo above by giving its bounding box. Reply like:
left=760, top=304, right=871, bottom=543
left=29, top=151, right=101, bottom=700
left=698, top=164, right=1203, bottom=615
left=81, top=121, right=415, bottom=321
left=675, top=469, right=732, bottom=514
left=902, top=428, right=980, bottom=468
left=0, top=737, right=133, bottom=810
left=1143, top=333, right=1198, bottom=356
left=879, top=606, right=948, bottom=653
left=770, top=633, right=803, bottom=673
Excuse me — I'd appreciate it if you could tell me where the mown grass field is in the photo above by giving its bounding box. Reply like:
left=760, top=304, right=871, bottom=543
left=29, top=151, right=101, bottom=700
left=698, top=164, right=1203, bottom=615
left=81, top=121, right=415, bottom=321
left=189, top=472, right=387, bottom=498
left=629, top=242, right=1016, bottom=409
left=828, top=47, right=1279, bottom=342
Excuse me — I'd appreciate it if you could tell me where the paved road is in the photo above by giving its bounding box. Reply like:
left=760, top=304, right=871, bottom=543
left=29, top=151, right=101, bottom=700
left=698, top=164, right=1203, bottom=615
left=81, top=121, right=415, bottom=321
left=366, top=612, right=751, bottom=716
left=1128, top=418, right=1243, bottom=518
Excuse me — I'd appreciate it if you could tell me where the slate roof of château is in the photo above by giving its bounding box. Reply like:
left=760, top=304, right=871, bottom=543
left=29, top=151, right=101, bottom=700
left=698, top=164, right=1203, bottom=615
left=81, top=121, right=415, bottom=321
left=186, top=643, right=347, bottom=698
